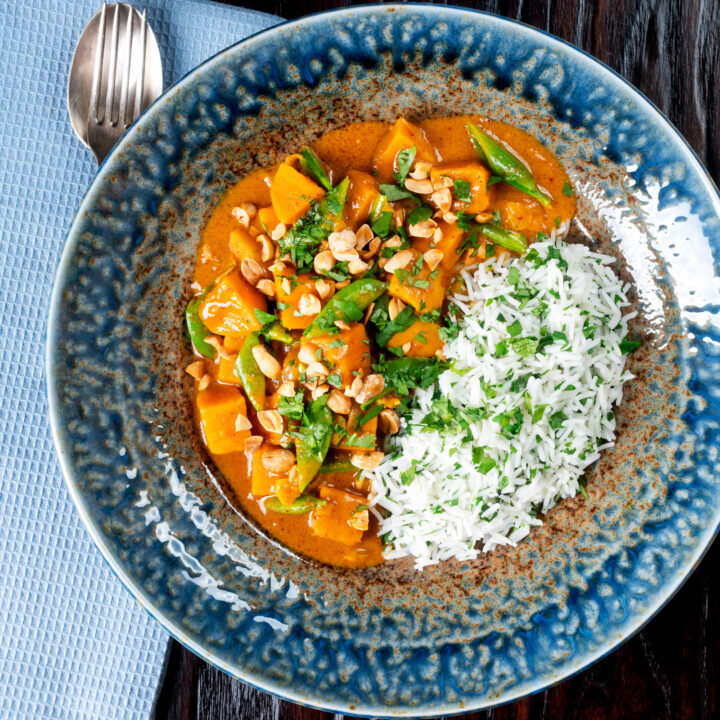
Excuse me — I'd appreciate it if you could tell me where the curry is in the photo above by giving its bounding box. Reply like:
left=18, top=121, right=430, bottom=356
left=185, top=115, right=576, bottom=568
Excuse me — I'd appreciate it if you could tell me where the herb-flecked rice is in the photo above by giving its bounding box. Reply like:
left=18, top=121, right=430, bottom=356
left=369, top=240, right=636, bottom=569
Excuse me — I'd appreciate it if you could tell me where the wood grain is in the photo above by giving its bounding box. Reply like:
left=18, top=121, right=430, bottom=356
left=153, top=1, right=720, bottom=718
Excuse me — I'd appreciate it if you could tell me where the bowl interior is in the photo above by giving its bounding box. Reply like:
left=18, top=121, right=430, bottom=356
left=48, top=6, right=720, bottom=716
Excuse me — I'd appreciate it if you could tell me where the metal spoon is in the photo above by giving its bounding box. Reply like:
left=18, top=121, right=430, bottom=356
left=67, top=2, right=163, bottom=164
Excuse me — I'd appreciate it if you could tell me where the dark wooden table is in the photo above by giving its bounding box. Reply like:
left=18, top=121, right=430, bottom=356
left=154, top=1, right=720, bottom=718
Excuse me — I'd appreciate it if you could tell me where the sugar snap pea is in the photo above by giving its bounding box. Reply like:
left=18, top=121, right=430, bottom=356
left=369, top=192, right=392, bottom=222
left=262, top=320, right=294, bottom=344
left=265, top=495, right=327, bottom=514
left=300, top=147, right=332, bottom=191
left=466, top=123, right=552, bottom=207
left=479, top=222, right=528, bottom=254
left=304, top=278, right=387, bottom=338
left=185, top=287, right=215, bottom=358
left=236, top=332, right=265, bottom=412
left=295, top=395, right=333, bottom=491
left=319, top=458, right=357, bottom=474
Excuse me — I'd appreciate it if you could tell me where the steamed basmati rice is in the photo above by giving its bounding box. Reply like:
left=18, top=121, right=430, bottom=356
left=369, top=240, right=635, bottom=569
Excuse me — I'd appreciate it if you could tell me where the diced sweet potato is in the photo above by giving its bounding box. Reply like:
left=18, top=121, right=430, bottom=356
left=223, top=336, right=245, bottom=353
left=217, top=353, right=242, bottom=385
left=372, top=118, right=441, bottom=183
left=412, top=220, right=467, bottom=271
left=229, top=229, right=262, bottom=263
left=198, top=269, right=266, bottom=337
left=386, top=320, right=444, bottom=358
left=429, top=162, right=491, bottom=213
left=302, top=323, right=371, bottom=387
left=197, top=386, right=250, bottom=454
left=256, top=205, right=280, bottom=234
left=274, top=269, right=319, bottom=330
left=387, top=250, right=450, bottom=312
left=249, top=444, right=278, bottom=497
left=344, top=170, right=379, bottom=229
left=310, top=486, right=367, bottom=546
left=270, top=163, right=325, bottom=226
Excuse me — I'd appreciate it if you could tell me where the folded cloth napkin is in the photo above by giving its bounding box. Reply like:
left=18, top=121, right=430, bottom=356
left=0, top=2, right=281, bottom=718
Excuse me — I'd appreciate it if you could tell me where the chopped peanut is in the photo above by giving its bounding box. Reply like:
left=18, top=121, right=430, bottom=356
left=252, top=344, right=281, bottom=379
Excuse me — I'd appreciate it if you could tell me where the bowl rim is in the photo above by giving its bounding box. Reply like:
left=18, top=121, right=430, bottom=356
left=46, top=3, right=720, bottom=716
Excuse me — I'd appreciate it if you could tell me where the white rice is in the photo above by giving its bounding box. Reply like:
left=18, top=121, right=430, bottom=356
left=369, top=239, right=636, bottom=570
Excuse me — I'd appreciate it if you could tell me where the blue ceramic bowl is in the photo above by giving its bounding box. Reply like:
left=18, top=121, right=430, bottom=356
left=47, top=5, right=720, bottom=716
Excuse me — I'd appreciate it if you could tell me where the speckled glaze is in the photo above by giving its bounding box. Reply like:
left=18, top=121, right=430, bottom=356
left=47, top=5, right=720, bottom=716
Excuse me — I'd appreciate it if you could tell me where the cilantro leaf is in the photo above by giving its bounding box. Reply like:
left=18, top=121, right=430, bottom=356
left=453, top=178, right=472, bottom=202
left=394, top=146, right=417, bottom=186
left=620, top=336, right=642, bottom=354
left=278, top=390, right=304, bottom=421
left=407, top=204, right=433, bottom=226
left=379, top=183, right=418, bottom=202
left=371, top=211, right=394, bottom=238
left=254, top=308, right=277, bottom=326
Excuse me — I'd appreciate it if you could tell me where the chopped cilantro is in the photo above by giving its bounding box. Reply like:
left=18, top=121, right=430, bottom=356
left=472, top=446, right=496, bottom=474
left=507, top=319, right=522, bottom=337
left=562, top=181, right=574, bottom=197
left=371, top=211, right=394, bottom=238
left=620, top=336, right=642, bottom=354
left=453, top=178, right=472, bottom=202
left=277, top=391, right=304, bottom=421
left=407, top=204, right=433, bottom=226
left=394, top=146, right=417, bottom=186
left=254, top=308, right=277, bottom=326
left=379, top=183, right=418, bottom=202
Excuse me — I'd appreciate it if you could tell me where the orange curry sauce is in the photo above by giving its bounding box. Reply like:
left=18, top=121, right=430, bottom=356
left=188, top=115, right=575, bottom=568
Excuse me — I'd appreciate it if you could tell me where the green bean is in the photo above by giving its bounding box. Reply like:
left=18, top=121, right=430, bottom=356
left=235, top=332, right=265, bottom=412
left=300, top=147, right=332, bottom=191
left=304, top=278, right=387, bottom=338
left=479, top=222, right=528, bottom=254
left=185, top=287, right=215, bottom=358
left=261, top=320, right=294, bottom=344
left=295, top=395, right=333, bottom=491
left=466, top=123, right=552, bottom=207
left=265, top=495, right=327, bottom=514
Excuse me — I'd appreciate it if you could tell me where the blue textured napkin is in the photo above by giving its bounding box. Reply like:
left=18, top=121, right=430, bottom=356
left=0, top=2, right=281, bottom=718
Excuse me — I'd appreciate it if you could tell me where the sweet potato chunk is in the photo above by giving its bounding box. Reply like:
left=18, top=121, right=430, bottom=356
left=429, top=162, right=491, bottom=213
left=302, top=323, right=371, bottom=387
left=222, top=336, right=245, bottom=353
left=344, top=170, right=379, bottom=229
left=372, top=118, right=440, bottom=183
left=198, top=269, right=266, bottom=337
left=387, top=250, right=450, bottom=312
left=229, top=229, right=262, bottom=263
left=386, top=320, right=444, bottom=358
left=249, top=444, right=278, bottom=497
left=310, top=486, right=367, bottom=546
left=274, top=269, right=319, bottom=330
left=217, top=353, right=242, bottom=385
left=256, top=205, right=280, bottom=235
left=412, top=220, right=466, bottom=270
left=197, top=386, right=250, bottom=454
left=270, top=163, right=325, bottom=226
